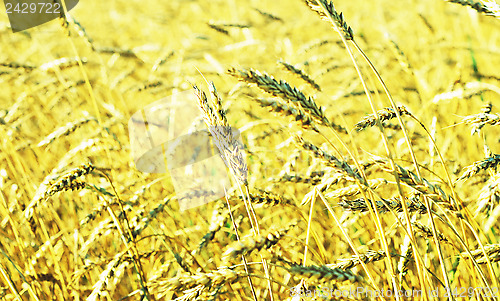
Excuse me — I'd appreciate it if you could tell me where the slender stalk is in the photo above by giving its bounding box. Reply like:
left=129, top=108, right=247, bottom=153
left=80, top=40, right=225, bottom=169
left=314, top=2, right=406, bottom=296
left=352, top=39, right=454, bottom=299
left=316, top=190, right=383, bottom=301
left=302, top=187, right=316, bottom=266
left=98, top=171, right=151, bottom=300
left=223, top=190, right=258, bottom=301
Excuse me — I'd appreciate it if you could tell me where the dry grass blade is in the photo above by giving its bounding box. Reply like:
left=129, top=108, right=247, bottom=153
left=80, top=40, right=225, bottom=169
left=398, top=240, right=413, bottom=279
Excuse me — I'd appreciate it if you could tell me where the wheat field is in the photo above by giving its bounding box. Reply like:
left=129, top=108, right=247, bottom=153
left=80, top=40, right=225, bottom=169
left=1, top=0, right=500, bottom=300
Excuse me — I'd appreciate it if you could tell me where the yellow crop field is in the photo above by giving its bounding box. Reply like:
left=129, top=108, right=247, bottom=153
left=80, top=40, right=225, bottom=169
left=0, top=0, right=499, bottom=300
